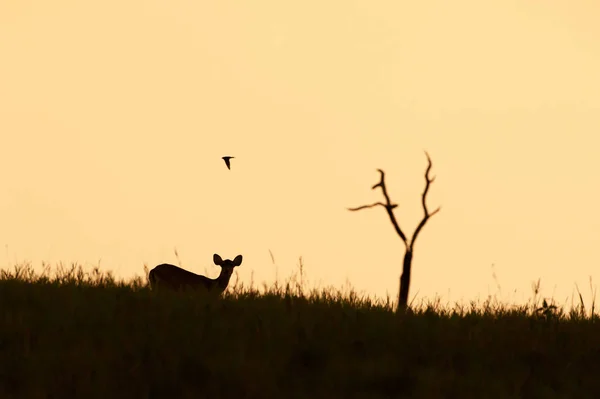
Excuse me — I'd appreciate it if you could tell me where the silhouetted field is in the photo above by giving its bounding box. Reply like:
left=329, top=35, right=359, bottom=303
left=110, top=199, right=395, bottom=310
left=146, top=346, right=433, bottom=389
left=1, top=263, right=599, bottom=398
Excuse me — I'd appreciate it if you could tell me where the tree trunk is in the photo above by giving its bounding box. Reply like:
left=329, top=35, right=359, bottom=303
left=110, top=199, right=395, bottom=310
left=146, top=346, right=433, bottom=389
left=397, top=249, right=413, bottom=310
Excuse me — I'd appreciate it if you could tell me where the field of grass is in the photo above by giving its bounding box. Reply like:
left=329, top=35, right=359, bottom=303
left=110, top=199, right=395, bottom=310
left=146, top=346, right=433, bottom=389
left=1, top=262, right=600, bottom=398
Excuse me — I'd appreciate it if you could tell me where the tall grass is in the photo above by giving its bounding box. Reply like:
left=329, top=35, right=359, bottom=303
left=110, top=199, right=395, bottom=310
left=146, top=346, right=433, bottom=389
left=1, top=261, right=599, bottom=398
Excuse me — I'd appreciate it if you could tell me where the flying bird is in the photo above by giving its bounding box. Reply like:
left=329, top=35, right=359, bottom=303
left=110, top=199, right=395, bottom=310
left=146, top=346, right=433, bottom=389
left=222, top=156, right=235, bottom=170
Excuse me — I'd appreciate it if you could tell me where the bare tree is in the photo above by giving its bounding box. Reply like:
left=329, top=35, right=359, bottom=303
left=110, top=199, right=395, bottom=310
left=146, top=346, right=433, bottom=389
left=348, top=151, right=440, bottom=311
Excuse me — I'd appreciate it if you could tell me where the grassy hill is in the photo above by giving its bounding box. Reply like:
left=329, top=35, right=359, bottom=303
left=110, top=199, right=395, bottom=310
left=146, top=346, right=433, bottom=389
left=1, top=263, right=599, bottom=398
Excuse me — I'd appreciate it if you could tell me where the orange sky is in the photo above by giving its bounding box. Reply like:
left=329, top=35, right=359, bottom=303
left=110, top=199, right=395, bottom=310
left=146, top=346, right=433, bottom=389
left=1, top=1, right=599, bottom=307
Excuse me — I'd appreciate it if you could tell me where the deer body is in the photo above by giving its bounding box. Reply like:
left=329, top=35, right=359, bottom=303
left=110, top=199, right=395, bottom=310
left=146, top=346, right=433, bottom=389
left=149, top=254, right=243, bottom=294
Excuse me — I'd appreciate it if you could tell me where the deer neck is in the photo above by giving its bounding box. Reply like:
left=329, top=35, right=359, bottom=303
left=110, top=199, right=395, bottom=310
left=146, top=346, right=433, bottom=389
left=215, top=268, right=233, bottom=291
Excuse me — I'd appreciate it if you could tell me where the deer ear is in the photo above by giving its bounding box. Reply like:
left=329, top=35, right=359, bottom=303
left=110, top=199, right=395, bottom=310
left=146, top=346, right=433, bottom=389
left=233, top=255, right=243, bottom=266
left=213, top=254, right=223, bottom=265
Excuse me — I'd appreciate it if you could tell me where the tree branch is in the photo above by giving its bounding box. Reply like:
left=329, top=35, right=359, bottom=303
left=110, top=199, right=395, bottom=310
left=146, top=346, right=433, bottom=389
left=347, top=202, right=392, bottom=211
left=348, top=169, right=408, bottom=246
left=409, top=151, right=441, bottom=249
